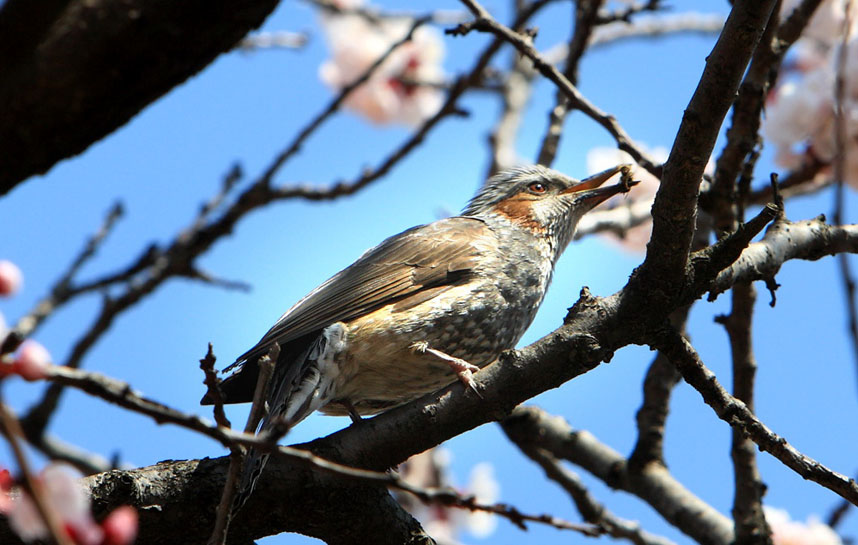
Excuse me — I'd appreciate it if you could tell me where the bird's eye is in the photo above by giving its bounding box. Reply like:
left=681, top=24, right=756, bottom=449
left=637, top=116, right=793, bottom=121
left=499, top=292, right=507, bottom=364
left=528, top=182, right=548, bottom=194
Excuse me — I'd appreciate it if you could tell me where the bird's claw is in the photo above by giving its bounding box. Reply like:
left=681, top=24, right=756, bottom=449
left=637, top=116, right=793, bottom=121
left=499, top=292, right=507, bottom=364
left=411, top=342, right=484, bottom=397
left=457, top=368, right=484, bottom=398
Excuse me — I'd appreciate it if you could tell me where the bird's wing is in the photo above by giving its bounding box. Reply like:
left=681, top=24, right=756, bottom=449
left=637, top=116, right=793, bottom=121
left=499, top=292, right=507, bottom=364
left=229, top=216, right=495, bottom=367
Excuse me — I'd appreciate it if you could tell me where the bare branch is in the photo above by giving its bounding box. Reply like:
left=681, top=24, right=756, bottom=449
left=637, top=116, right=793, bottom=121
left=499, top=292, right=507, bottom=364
left=522, top=447, right=678, bottom=545
left=502, top=406, right=734, bottom=545
left=709, top=219, right=858, bottom=299
left=574, top=198, right=654, bottom=240
left=447, top=0, right=663, bottom=175
left=718, top=282, right=771, bottom=545
left=536, top=0, right=605, bottom=167
left=15, top=202, right=123, bottom=338
left=653, top=327, right=858, bottom=506
left=22, top=432, right=112, bottom=476
left=636, top=0, right=778, bottom=303
left=595, top=0, right=664, bottom=25
left=589, top=13, right=725, bottom=46
left=237, top=31, right=309, bottom=51
left=628, top=306, right=691, bottom=469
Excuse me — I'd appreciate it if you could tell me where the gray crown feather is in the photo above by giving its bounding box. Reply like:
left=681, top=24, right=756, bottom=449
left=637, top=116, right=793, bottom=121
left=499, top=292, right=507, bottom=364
left=461, top=164, right=577, bottom=216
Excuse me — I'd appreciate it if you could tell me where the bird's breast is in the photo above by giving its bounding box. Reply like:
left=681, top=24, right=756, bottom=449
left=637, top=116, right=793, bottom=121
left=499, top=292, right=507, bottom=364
left=323, top=251, right=554, bottom=416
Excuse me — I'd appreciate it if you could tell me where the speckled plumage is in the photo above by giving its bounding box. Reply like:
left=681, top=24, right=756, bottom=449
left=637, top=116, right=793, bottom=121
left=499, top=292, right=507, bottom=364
left=206, top=164, right=634, bottom=508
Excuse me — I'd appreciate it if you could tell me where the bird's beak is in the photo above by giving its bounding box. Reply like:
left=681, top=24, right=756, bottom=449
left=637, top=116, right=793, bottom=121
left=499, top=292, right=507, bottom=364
left=561, top=164, right=639, bottom=206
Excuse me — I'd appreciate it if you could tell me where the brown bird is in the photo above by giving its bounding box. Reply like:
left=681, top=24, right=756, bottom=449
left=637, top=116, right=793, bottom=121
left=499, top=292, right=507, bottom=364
left=203, top=163, right=635, bottom=507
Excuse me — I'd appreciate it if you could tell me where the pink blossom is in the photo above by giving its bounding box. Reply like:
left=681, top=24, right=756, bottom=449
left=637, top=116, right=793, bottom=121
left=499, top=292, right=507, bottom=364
left=765, top=506, right=842, bottom=545
left=5, top=463, right=139, bottom=545
left=781, top=0, right=857, bottom=47
left=0, top=260, right=23, bottom=297
left=12, top=340, right=52, bottom=381
left=0, top=468, right=13, bottom=513
left=397, top=448, right=499, bottom=544
left=318, top=1, right=445, bottom=126
left=765, top=2, right=858, bottom=188
left=7, top=463, right=103, bottom=544
left=100, top=506, right=138, bottom=545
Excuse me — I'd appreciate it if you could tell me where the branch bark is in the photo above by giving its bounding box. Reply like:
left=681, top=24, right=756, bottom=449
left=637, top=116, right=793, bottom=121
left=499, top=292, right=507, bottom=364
left=0, top=0, right=281, bottom=194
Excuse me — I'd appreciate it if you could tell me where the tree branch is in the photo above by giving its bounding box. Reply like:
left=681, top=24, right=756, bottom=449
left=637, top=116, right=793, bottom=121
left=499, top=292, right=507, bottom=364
left=502, top=406, right=734, bottom=545
left=0, top=0, right=281, bottom=193
left=636, top=0, right=777, bottom=303
left=709, top=219, right=858, bottom=299
left=653, top=328, right=858, bottom=506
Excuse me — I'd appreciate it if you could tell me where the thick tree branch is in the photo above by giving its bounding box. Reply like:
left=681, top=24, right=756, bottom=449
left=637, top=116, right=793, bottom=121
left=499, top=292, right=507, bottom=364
left=636, top=0, right=777, bottom=303
left=0, top=0, right=282, bottom=194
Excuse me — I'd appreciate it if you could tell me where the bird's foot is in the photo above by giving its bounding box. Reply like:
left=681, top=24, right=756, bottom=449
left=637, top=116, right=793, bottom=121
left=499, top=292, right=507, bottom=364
left=410, top=342, right=483, bottom=398
left=340, top=399, right=363, bottom=425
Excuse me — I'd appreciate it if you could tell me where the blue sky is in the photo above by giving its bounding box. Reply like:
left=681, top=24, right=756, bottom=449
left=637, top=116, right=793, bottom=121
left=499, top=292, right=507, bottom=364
left=2, top=1, right=858, bottom=544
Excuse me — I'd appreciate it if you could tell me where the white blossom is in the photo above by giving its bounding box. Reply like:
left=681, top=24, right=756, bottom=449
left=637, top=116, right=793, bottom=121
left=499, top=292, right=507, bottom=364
left=318, top=1, right=445, bottom=126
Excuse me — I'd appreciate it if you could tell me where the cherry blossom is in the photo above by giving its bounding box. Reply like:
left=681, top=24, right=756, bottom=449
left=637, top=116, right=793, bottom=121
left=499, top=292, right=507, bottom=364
left=0, top=260, right=23, bottom=297
left=765, top=0, right=858, bottom=186
left=765, top=506, right=842, bottom=545
left=2, top=463, right=138, bottom=545
left=4, top=340, right=52, bottom=381
left=6, top=463, right=101, bottom=544
left=397, top=448, right=499, bottom=544
left=100, top=506, right=138, bottom=545
left=317, top=0, right=445, bottom=126
left=0, top=468, right=13, bottom=513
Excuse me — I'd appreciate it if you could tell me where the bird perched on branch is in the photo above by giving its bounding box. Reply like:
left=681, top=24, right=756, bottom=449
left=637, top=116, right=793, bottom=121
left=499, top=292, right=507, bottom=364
left=202, top=163, right=636, bottom=508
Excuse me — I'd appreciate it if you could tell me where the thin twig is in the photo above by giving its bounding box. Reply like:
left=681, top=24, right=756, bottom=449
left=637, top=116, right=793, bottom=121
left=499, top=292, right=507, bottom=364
left=258, top=16, right=432, bottom=186
left=238, top=31, right=309, bottom=52
left=486, top=0, right=536, bottom=177
left=832, top=0, right=858, bottom=415
left=745, top=157, right=827, bottom=204
left=595, top=0, right=663, bottom=25
left=15, top=202, right=124, bottom=338
left=25, top=433, right=112, bottom=476
left=654, top=327, right=858, bottom=506
left=589, top=12, right=725, bottom=46
left=536, top=0, right=605, bottom=167
left=200, top=344, right=230, bottom=430
left=246, top=345, right=278, bottom=435
left=307, top=0, right=466, bottom=26
left=523, top=447, right=677, bottom=545
left=448, top=0, right=662, bottom=176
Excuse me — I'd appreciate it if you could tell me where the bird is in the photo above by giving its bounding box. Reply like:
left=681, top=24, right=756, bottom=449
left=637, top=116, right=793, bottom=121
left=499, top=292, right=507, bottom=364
left=202, top=163, right=636, bottom=508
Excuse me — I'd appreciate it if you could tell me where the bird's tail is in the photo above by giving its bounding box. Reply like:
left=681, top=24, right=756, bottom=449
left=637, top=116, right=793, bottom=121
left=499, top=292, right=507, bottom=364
left=232, top=324, right=347, bottom=511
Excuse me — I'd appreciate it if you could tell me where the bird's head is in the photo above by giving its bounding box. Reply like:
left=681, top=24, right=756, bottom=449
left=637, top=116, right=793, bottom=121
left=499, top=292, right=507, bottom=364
left=463, top=164, right=638, bottom=255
